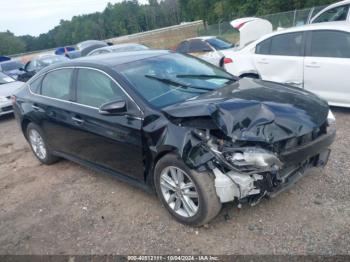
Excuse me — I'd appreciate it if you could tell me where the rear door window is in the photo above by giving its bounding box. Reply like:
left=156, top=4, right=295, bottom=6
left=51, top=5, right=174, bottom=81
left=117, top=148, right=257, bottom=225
left=308, top=30, right=350, bottom=58
left=75, top=68, right=125, bottom=108
left=269, top=32, right=304, bottom=56
left=41, top=69, right=73, bottom=100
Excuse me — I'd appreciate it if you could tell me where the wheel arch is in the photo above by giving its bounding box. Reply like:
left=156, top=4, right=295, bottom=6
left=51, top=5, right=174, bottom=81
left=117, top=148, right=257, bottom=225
left=21, top=118, right=32, bottom=140
left=239, top=72, right=260, bottom=79
left=145, top=147, right=179, bottom=189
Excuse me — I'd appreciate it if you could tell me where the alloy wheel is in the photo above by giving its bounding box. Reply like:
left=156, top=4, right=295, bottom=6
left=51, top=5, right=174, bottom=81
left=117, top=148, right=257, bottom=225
left=29, top=129, right=47, bottom=160
left=160, top=166, right=199, bottom=218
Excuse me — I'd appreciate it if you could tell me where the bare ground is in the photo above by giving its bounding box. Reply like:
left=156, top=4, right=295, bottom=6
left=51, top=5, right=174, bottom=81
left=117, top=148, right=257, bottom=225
left=0, top=108, right=349, bottom=255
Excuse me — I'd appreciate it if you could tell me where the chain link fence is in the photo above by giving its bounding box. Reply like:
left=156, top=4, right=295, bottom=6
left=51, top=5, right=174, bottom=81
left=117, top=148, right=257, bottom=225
left=197, top=4, right=328, bottom=44
left=261, top=5, right=327, bottom=29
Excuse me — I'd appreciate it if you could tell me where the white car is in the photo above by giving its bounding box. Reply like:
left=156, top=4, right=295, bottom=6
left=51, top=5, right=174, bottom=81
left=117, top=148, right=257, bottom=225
left=223, top=22, right=350, bottom=107
left=310, top=0, right=350, bottom=24
left=175, top=18, right=272, bottom=67
left=175, top=36, right=235, bottom=67
left=0, top=72, right=24, bottom=116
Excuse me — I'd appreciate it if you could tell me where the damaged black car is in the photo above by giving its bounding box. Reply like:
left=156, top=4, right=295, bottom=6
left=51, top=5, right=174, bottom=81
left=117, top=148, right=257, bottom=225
left=13, top=50, right=336, bottom=226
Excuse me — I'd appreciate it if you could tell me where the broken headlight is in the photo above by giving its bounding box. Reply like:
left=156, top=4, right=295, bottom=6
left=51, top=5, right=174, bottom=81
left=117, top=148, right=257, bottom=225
left=327, top=109, right=336, bottom=125
left=327, top=109, right=336, bottom=133
left=224, top=148, right=283, bottom=171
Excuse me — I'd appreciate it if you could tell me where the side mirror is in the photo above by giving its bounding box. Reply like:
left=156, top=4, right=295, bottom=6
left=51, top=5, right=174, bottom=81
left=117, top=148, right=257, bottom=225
left=99, top=100, right=127, bottom=115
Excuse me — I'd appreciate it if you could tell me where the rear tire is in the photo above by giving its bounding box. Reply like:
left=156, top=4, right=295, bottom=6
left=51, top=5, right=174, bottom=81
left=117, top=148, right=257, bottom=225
left=154, top=154, right=221, bottom=226
left=26, top=123, right=59, bottom=165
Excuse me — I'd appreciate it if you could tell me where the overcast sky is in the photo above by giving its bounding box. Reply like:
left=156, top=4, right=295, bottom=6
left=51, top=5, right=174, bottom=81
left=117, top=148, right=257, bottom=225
left=0, top=0, right=147, bottom=36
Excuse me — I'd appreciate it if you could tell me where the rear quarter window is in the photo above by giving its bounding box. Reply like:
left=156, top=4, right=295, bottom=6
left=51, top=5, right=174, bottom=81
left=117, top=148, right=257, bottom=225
left=29, top=76, right=43, bottom=94
left=255, top=38, right=271, bottom=55
left=176, top=41, right=189, bottom=53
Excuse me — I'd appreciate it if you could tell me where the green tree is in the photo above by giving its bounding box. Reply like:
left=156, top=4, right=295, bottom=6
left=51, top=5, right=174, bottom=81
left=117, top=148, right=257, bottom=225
left=0, top=31, right=26, bottom=55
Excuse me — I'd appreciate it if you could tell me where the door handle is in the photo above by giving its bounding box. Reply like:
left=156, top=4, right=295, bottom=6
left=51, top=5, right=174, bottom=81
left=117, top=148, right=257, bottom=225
left=72, top=116, right=85, bottom=125
left=257, top=59, right=269, bottom=64
left=32, top=104, right=41, bottom=111
left=305, top=62, right=320, bottom=68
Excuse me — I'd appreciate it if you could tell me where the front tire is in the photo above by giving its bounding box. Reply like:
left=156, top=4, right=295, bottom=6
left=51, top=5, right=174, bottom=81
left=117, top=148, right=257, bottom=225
left=154, top=154, right=221, bottom=226
left=26, top=123, right=59, bottom=165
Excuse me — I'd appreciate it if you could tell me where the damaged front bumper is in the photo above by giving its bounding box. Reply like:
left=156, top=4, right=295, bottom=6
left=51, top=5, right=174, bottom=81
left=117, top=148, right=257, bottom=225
left=209, top=129, right=336, bottom=205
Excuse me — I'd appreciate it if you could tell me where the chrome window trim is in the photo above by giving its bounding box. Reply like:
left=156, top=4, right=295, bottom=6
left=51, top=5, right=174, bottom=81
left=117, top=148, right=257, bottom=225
left=27, top=66, right=144, bottom=117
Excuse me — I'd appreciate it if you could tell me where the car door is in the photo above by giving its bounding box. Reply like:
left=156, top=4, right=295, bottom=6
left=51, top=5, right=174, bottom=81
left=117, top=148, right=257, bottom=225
left=64, top=67, right=144, bottom=180
left=304, top=30, right=350, bottom=106
left=253, top=32, right=305, bottom=88
left=31, top=68, right=76, bottom=153
left=188, top=39, right=220, bottom=66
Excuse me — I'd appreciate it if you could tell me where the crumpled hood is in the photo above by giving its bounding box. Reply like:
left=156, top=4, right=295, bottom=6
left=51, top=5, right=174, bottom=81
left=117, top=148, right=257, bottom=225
left=162, top=78, right=329, bottom=143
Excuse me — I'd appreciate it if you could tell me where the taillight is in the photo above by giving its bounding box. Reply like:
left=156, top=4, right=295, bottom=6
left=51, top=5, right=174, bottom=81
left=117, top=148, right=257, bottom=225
left=11, top=95, right=16, bottom=105
left=224, top=57, right=233, bottom=64
left=235, top=22, right=246, bottom=30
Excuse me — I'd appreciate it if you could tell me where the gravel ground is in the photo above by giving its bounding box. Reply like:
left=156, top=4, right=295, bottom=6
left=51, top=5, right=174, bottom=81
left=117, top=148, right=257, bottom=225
left=0, top=108, right=349, bottom=255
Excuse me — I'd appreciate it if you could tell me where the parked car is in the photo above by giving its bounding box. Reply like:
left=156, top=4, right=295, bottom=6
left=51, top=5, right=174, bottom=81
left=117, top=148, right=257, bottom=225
left=55, top=46, right=76, bottom=56
left=76, top=40, right=109, bottom=57
left=0, top=56, right=11, bottom=62
left=0, top=60, right=24, bottom=80
left=175, top=36, right=235, bottom=67
left=13, top=50, right=335, bottom=226
left=223, top=22, right=350, bottom=107
left=65, top=40, right=110, bottom=59
left=310, top=0, right=350, bottom=24
left=0, top=72, right=23, bottom=116
left=18, top=55, right=69, bottom=82
left=87, top=43, right=149, bottom=56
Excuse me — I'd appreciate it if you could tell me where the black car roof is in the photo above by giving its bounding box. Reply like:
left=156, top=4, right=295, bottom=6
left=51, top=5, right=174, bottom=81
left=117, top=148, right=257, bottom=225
left=44, top=50, right=172, bottom=71
left=77, top=50, right=171, bottom=66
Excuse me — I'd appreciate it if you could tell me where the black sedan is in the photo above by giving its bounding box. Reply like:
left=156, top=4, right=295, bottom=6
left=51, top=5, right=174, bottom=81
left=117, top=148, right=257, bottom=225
left=12, top=50, right=335, bottom=226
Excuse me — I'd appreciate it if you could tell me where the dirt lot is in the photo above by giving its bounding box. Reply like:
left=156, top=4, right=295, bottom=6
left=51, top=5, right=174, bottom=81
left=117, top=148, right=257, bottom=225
left=0, top=108, right=349, bottom=255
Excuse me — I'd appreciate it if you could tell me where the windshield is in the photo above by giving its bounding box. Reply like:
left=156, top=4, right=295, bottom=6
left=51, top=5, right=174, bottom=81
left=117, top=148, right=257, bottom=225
left=1, top=61, right=23, bottom=72
left=37, top=56, right=68, bottom=67
left=117, top=53, right=236, bottom=108
left=206, top=37, right=234, bottom=50
left=0, top=72, right=15, bottom=85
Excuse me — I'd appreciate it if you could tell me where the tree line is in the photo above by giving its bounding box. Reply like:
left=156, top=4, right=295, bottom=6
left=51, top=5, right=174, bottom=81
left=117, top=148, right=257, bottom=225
left=0, top=0, right=338, bottom=55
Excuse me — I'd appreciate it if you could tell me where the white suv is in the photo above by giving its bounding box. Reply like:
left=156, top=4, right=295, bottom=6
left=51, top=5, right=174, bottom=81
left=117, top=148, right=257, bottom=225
left=223, top=22, right=350, bottom=107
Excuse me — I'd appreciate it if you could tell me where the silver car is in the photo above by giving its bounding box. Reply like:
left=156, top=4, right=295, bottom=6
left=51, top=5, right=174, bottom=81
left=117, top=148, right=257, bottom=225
left=0, top=72, right=24, bottom=116
left=87, top=43, right=149, bottom=56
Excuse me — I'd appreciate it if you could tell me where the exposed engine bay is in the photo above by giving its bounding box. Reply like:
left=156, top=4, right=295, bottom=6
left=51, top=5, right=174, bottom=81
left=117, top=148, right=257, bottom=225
left=183, top=116, right=335, bottom=206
